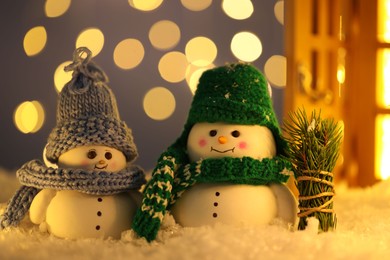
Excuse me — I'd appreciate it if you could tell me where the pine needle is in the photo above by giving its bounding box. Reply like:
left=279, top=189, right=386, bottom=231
left=283, top=108, right=343, bottom=232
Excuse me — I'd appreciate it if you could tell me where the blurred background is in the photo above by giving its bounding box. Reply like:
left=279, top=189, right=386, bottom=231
left=0, top=0, right=389, bottom=187
left=0, top=0, right=285, bottom=173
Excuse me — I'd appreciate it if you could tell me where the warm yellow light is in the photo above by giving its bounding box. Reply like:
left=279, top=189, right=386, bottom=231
left=113, top=39, right=144, bottom=70
left=185, top=36, right=217, bottom=67
left=222, top=0, right=253, bottom=20
left=181, top=0, right=212, bottom=11
left=185, top=64, right=215, bottom=95
left=337, top=65, right=345, bottom=85
left=188, top=69, right=206, bottom=94
left=23, top=26, right=47, bottom=57
left=231, top=31, right=262, bottom=62
left=31, top=101, right=45, bottom=133
left=14, top=102, right=32, bottom=133
left=274, top=1, right=284, bottom=25
left=45, top=0, right=71, bottom=18
left=377, top=49, right=390, bottom=107
left=378, top=0, right=390, bottom=42
left=76, top=28, right=104, bottom=57
left=264, top=55, right=286, bottom=87
left=149, top=20, right=181, bottom=50
left=143, top=87, right=176, bottom=120
left=54, top=61, right=72, bottom=93
left=337, top=48, right=346, bottom=85
left=128, top=0, right=163, bottom=11
left=376, top=115, right=390, bottom=179
left=158, top=52, right=188, bottom=83
left=14, top=101, right=45, bottom=134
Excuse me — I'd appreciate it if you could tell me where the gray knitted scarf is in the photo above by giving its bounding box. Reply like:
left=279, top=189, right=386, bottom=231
left=0, top=159, right=145, bottom=229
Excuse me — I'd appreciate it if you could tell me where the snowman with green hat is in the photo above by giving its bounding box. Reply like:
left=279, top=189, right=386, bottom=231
left=132, top=62, right=297, bottom=242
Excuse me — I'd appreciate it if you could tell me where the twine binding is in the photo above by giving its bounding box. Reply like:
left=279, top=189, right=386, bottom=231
left=297, top=170, right=335, bottom=217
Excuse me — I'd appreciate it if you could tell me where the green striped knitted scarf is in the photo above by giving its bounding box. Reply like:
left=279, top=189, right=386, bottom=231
left=132, top=155, right=292, bottom=241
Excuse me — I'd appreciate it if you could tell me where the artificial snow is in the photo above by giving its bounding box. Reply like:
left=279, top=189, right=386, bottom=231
left=1, top=167, right=390, bottom=260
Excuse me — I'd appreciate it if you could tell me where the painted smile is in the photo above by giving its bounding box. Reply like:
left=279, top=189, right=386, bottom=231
left=94, top=165, right=108, bottom=170
left=211, top=147, right=235, bottom=153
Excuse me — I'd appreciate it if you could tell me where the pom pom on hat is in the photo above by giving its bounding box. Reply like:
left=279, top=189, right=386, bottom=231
left=45, top=47, right=138, bottom=163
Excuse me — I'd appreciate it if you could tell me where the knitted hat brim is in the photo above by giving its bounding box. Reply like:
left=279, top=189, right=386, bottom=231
left=45, top=115, right=137, bottom=164
left=176, top=97, right=287, bottom=158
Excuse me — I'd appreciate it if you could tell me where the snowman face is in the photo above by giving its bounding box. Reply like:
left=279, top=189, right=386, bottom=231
left=187, top=122, right=277, bottom=162
left=58, top=145, right=127, bottom=172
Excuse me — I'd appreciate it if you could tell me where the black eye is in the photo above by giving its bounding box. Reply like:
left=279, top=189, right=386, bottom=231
left=87, top=150, right=97, bottom=159
left=105, top=152, right=112, bottom=160
left=231, top=130, right=240, bottom=138
left=209, top=130, right=217, bottom=137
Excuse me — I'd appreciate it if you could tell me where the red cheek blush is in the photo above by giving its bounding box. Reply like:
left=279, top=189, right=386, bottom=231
left=198, top=138, right=207, bottom=147
left=81, top=160, right=92, bottom=166
left=239, top=141, right=247, bottom=149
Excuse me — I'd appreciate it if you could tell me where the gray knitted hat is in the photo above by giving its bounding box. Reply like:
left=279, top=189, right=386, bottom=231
left=45, top=47, right=138, bottom=164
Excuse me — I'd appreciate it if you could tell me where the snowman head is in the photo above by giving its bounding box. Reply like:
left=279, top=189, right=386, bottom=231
left=187, top=122, right=276, bottom=162
left=58, top=145, right=127, bottom=172
left=177, top=63, right=288, bottom=164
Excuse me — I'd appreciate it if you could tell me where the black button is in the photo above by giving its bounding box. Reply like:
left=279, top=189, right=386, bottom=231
left=213, top=213, right=218, bottom=218
left=97, top=198, right=103, bottom=202
left=214, top=202, right=218, bottom=207
left=96, top=225, right=100, bottom=230
left=97, top=211, right=102, bottom=216
left=215, top=192, right=220, bottom=196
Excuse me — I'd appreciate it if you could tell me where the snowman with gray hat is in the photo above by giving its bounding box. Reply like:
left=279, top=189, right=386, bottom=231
left=0, top=47, right=145, bottom=239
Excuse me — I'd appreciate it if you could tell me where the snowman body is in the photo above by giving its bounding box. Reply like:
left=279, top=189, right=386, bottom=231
left=171, top=183, right=277, bottom=227
left=171, top=122, right=297, bottom=227
left=30, top=145, right=141, bottom=239
left=31, top=189, right=139, bottom=239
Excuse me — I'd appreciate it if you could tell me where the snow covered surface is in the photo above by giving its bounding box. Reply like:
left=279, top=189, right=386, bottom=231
left=1, top=167, right=390, bottom=260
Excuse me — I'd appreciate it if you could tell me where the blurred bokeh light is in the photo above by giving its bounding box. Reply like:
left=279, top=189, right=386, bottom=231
left=54, top=61, right=72, bottom=93
left=114, top=39, right=145, bottom=70
left=128, top=0, right=164, bottom=11
left=0, top=0, right=285, bottom=171
left=158, top=51, right=188, bottom=83
left=45, top=0, right=71, bottom=18
left=143, top=87, right=176, bottom=120
left=76, top=28, right=104, bottom=57
left=231, top=31, right=262, bottom=62
left=264, top=55, right=286, bottom=87
left=181, top=0, right=212, bottom=11
left=14, top=101, right=45, bottom=134
left=185, top=36, right=217, bottom=66
left=23, top=26, right=47, bottom=57
left=149, top=20, right=181, bottom=50
left=222, top=0, right=254, bottom=20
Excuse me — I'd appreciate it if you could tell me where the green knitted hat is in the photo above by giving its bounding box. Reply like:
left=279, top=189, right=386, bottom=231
left=132, top=62, right=290, bottom=242
left=177, top=62, right=286, bottom=158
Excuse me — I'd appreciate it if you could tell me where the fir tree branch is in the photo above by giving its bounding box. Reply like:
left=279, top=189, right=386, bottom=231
left=283, top=108, right=343, bottom=232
